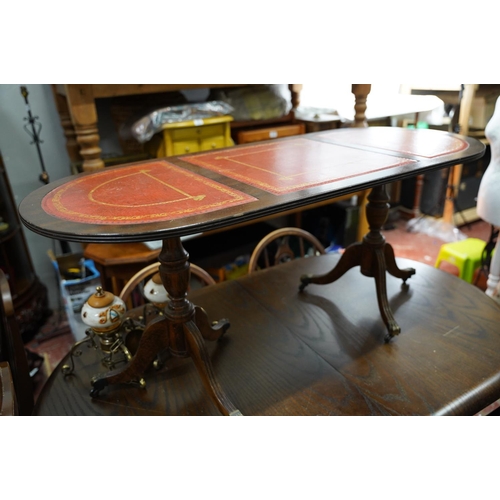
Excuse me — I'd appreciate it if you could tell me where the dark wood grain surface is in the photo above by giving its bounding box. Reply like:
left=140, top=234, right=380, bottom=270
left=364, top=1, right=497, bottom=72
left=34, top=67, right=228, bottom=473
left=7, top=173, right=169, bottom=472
left=19, top=128, right=485, bottom=243
left=34, top=255, right=500, bottom=416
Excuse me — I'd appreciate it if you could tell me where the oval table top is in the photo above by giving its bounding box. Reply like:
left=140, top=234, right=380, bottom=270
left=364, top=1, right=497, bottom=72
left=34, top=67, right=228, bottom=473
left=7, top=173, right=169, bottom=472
left=19, top=128, right=484, bottom=243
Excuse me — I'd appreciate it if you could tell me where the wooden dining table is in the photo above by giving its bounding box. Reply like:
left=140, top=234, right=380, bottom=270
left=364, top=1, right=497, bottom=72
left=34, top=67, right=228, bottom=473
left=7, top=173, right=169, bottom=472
left=19, top=126, right=486, bottom=415
left=34, top=254, right=500, bottom=416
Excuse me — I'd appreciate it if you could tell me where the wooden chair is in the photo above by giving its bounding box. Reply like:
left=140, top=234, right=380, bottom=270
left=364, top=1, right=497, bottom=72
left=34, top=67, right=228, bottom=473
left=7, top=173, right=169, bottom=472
left=119, top=262, right=216, bottom=305
left=0, top=269, right=34, bottom=416
left=83, top=242, right=161, bottom=297
left=248, top=227, right=326, bottom=274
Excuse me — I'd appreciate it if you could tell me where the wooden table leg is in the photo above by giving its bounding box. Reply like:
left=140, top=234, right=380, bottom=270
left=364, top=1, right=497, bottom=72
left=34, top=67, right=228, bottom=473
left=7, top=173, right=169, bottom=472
left=52, top=85, right=82, bottom=165
left=352, top=84, right=371, bottom=128
left=300, top=184, right=415, bottom=341
left=89, top=236, right=239, bottom=416
left=65, top=85, right=105, bottom=172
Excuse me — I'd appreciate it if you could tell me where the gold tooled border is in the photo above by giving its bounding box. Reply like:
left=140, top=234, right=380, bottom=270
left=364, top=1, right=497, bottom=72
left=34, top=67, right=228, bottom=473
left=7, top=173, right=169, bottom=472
left=43, top=161, right=257, bottom=224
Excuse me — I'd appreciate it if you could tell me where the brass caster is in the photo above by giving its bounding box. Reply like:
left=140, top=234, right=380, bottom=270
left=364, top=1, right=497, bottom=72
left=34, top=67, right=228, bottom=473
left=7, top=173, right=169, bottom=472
left=384, top=321, right=401, bottom=343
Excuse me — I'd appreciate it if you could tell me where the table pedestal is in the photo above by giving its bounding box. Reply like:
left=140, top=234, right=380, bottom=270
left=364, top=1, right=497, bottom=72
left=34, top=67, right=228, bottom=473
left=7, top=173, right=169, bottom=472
left=300, top=184, right=416, bottom=341
left=89, top=237, right=242, bottom=416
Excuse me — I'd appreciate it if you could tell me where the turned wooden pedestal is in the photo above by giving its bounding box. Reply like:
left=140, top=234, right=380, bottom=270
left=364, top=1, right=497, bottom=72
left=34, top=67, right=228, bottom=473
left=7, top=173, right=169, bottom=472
left=89, top=237, right=241, bottom=416
left=300, top=184, right=415, bottom=340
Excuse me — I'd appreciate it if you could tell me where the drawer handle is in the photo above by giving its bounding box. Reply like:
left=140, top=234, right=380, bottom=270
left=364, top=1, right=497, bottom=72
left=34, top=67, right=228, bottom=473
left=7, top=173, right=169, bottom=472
left=185, top=147, right=190, bottom=152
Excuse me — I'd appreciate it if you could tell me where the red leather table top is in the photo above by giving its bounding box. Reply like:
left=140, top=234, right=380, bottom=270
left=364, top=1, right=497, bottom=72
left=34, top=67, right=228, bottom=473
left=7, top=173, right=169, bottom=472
left=41, top=161, right=256, bottom=225
left=19, top=128, right=485, bottom=243
left=183, top=138, right=417, bottom=195
left=315, top=127, right=469, bottom=158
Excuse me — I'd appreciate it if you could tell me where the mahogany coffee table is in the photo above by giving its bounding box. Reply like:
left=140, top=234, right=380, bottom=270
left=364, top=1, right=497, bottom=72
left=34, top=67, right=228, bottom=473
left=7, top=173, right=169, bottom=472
left=19, top=127, right=485, bottom=415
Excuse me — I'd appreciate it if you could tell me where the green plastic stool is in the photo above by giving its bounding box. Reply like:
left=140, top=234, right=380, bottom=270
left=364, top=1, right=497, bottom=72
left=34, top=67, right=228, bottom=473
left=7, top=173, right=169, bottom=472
left=434, top=238, right=487, bottom=283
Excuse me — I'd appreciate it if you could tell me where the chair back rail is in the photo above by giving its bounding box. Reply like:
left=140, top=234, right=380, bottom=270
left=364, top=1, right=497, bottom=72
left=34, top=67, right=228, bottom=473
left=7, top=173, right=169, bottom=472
left=248, top=227, right=326, bottom=274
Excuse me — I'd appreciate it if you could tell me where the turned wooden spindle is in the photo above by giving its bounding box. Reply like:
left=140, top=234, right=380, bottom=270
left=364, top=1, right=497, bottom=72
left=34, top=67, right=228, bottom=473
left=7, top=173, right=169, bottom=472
left=75, top=124, right=105, bottom=172
left=289, top=84, right=303, bottom=111
left=158, top=237, right=194, bottom=357
left=362, top=185, right=390, bottom=247
left=352, top=84, right=371, bottom=128
left=51, top=85, right=82, bottom=164
left=65, top=84, right=105, bottom=172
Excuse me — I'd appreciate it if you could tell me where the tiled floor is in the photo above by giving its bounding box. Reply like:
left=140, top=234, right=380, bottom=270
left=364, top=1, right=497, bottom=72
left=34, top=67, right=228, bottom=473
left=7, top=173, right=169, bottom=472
left=382, top=215, right=492, bottom=291
left=25, top=214, right=497, bottom=405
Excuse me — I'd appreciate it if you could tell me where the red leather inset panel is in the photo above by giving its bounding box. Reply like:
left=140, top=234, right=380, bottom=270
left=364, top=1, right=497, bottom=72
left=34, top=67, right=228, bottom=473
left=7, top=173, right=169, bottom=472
left=42, top=161, right=257, bottom=225
left=318, top=127, right=469, bottom=158
left=184, top=138, right=416, bottom=195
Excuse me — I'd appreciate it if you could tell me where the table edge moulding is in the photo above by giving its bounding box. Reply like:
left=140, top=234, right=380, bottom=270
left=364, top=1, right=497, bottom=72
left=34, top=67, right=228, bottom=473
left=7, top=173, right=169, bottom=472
left=18, top=127, right=485, bottom=416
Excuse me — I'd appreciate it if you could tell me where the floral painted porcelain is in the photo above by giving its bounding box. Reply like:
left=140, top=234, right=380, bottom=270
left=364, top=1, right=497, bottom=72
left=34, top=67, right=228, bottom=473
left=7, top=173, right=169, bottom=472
left=81, top=286, right=126, bottom=333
